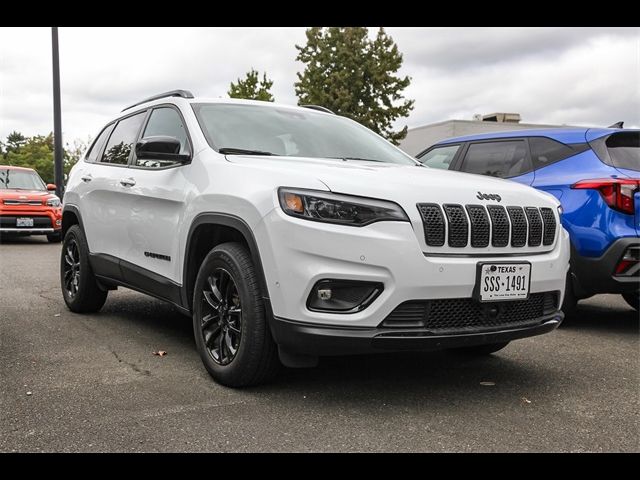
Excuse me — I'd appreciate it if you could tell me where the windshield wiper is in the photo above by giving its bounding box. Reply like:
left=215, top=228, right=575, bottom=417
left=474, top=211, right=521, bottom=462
left=219, top=147, right=274, bottom=156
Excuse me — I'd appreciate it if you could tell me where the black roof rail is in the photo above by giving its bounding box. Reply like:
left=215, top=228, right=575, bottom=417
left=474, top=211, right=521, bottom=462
left=607, top=121, right=624, bottom=128
left=122, top=89, right=194, bottom=112
left=300, top=104, right=335, bottom=114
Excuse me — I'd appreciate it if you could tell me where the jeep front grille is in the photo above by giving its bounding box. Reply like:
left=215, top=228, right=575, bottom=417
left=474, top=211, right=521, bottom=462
left=417, top=203, right=557, bottom=249
left=380, top=292, right=559, bottom=332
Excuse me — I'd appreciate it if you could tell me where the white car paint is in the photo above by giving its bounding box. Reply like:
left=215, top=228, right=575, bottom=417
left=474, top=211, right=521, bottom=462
left=64, top=97, right=569, bottom=329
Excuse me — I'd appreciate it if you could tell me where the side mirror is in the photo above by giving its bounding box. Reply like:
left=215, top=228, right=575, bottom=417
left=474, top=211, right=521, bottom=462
left=135, top=136, right=191, bottom=163
left=47, top=183, right=56, bottom=191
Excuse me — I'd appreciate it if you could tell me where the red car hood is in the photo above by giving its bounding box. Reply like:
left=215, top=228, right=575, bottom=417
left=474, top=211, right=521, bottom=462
left=0, top=189, right=54, bottom=202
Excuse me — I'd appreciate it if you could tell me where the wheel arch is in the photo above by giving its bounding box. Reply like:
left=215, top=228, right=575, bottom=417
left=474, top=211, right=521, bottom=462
left=61, top=204, right=84, bottom=238
left=182, top=213, right=271, bottom=314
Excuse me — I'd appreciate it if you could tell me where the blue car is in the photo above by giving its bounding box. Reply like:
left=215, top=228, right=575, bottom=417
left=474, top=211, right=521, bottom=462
left=416, top=127, right=639, bottom=313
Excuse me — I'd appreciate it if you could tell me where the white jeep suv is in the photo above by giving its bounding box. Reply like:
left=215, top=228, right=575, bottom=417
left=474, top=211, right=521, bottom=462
left=60, top=90, right=570, bottom=387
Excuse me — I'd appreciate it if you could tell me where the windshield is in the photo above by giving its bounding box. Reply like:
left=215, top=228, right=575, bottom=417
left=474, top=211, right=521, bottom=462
left=192, top=103, right=417, bottom=165
left=606, top=132, right=639, bottom=171
left=0, top=169, right=46, bottom=190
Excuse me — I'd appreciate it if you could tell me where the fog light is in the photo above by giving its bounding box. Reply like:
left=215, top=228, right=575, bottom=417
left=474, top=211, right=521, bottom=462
left=317, top=288, right=332, bottom=300
left=55, top=219, right=62, bottom=226
left=307, top=280, right=383, bottom=313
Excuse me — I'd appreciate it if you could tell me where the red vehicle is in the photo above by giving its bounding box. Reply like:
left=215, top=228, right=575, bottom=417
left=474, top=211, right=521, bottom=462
left=0, top=165, right=63, bottom=242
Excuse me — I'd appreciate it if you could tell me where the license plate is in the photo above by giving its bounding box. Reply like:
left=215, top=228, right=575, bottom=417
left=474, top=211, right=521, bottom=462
left=16, top=217, right=34, bottom=227
left=476, top=262, right=531, bottom=302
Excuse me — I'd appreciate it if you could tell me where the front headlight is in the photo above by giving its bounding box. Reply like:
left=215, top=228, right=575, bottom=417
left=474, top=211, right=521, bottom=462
left=46, top=197, right=61, bottom=207
left=278, top=188, right=409, bottom=226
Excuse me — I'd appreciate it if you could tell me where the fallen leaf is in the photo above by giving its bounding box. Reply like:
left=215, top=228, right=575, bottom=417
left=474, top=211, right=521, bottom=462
left=480, top=381, right=495, bottom=386
left=153, top=351, right=167, bottom=357
left=26, top=391, right=33, bottom=396
left=521, top=397, right=532, bottom=404
left=54, top=313, right=61, bottom=317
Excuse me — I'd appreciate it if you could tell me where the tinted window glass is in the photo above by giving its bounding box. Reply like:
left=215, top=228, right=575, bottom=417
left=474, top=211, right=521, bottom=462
left=192, top=103, right=416, bottom=165
left=529, top=137, right=577, bottom=169
left=462, top=141, right=530, bottom=178
left=606, top=132, right=639, bottom=171
left=85, top=124, right=115, bottom=163
left=418, top=145, right=459, bottom=169
left=136, top=108, right=189, bottom=168
left=101, top=113, right=145, bottom=165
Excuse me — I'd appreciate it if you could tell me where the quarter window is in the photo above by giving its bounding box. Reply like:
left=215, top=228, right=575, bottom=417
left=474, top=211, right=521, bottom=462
left=85, top=124, right=115, bottom=163
left=417, top=145, right=460, bottom=170
left=461, top=141, right=530, bottom=178
left=136, top=107, right=190, bottom=168
left=101, top=112, right=146, bottom=165
left=529, top=137, right=579, bottom=169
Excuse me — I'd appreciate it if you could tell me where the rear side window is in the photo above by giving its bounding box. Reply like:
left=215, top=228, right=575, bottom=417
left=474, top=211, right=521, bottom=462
left=461, top=141, right=530, bottom=178
left=529, top=137, right=580, bottom=169
left=85, top=124, right=115, bottom=163
left=101, top=112, right=146, bottom=165
left=606, top=132, right=639, bottom=171
left=417, top=145, right=459, bottom=170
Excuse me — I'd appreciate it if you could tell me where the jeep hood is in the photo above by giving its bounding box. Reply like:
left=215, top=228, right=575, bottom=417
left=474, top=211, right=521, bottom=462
left=226, top=155, right=559, bottom=208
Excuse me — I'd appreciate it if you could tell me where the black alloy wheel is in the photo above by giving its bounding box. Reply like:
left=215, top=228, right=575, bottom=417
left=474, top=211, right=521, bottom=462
left=63, top=238, right=81, bottom=298
left=200, top=268, right=243, bottom=365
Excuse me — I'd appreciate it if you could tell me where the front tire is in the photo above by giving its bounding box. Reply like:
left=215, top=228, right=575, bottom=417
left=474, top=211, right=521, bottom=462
left=622, top=292, right=639, bottom=312
left=60, top=225, right=108, bottom=313
left=192, top=242, right=279, bottom=387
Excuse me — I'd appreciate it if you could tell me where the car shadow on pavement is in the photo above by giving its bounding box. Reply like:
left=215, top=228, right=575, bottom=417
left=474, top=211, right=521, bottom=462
left=561, top=304, right=638, bottom=335
left=0, top=235, right=50, bottom=244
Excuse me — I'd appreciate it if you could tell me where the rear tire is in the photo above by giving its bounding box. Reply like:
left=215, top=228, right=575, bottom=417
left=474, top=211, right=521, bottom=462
left=47, top=232, right=62, bottom=243
left=622, top=292, right=639, bottom=312
left=452, top=342, right=510, bottom=356
left=60, top=225, right=108, bottom=313
left=192, top=242, right=280, bottom=387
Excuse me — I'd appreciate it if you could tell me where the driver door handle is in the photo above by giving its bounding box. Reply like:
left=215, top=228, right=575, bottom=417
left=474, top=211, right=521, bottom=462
left=119, top=177, right=136, bottom=187
left=81, top=174, right=93, bottom=182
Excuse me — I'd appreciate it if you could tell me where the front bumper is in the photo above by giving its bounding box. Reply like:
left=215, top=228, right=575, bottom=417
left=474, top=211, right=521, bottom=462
left=256, top=208, right=571, bottom=329
left=271, top=312, right=563, bottom=356
left=0, top=227, right=55, bottom=235
left=570, top=238, right=640, bottom=297
left=0, top=208, right=62, bottom=235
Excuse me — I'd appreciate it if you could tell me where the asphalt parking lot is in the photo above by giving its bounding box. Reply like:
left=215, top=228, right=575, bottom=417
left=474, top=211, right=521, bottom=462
left=1, top=236, right=638, bottom=452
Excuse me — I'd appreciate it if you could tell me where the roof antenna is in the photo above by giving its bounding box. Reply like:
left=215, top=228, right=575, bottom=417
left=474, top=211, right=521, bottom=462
left=608, top=121, right=624, bottom=128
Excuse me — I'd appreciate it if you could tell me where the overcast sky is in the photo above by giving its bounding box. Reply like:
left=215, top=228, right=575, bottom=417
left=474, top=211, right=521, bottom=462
left=1, top=27, right=638, bottom=145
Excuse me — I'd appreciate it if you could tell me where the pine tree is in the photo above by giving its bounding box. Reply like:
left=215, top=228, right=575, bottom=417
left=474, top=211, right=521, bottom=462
left=228, top=69, right=274, bottom=102
left=295, top=27, right=414, bottom=145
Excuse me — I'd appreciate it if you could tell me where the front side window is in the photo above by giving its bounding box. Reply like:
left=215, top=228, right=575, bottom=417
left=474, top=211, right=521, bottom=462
left=417, top=145, right=460, bottom=169
left=192, top=103, right=417, bottom=165
left=0, top=169, right=46, bottom=190
left=461, top=140, right=530, bottom=178
left=136, top=107, right=190, bottom=168
left=101, top=112, right=146, bottom=165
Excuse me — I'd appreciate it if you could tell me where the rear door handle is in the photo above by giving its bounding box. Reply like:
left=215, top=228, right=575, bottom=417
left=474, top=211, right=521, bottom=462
left=81, top=174, right=93, bottom=182
left=119, top=177, right=136, bottom=187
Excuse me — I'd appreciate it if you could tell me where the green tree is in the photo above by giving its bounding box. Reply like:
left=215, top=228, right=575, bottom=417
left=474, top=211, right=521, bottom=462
left=1, top=131, right=26, bottom=158
left=3, top=132, right=87, bottom=184
left=228, top=68, right=274, bottom=102
left=295, top=27, right=414, bottom=145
